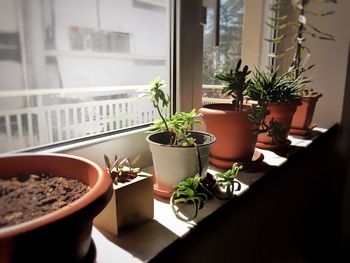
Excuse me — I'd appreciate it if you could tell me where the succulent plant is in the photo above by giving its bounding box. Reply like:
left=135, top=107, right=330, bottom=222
left=148, top=78, right=202, bottom=147
left=215, top=58, right=251, bottom=111
left=171, top=174, right=208, bottom=221
left=103, top=154, right=141, bottom=185
left=215, top=163, right=242, bottom=197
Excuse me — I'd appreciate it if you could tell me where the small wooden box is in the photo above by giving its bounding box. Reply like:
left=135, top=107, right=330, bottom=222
left=94, top=172, right=154, bottom=236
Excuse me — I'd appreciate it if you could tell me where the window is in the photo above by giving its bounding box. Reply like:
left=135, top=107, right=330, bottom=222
left=201, top=0, right=270, bottom=105
left=0, top=0, right=171, bottom=153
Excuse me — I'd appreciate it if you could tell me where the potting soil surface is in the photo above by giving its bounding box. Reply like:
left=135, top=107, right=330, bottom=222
left=0, top=173, right=90, bottom=227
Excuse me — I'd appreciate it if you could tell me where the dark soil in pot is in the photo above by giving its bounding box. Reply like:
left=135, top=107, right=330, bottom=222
left=0, top=173, right=89, bottom=227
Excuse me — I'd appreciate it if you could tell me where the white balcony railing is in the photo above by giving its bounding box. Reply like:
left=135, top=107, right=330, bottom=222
left=0, top=84, right=227, bottom=152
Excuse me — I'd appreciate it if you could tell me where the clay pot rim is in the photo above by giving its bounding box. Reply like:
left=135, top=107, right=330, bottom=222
left=200, top=103, right=252, bottom=115
left=267, top=100, right=302, bottom=107
left=146, top=131, right=216, bottom=148
left=0, top=153, right=111, bottom=239
left=302, top=93, right=323, bottom=100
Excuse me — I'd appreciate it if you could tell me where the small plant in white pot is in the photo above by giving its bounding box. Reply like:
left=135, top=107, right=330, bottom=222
left=146, top=78, right=216, bottom=199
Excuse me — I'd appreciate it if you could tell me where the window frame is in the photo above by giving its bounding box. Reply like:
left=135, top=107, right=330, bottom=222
left=7, top=0, right=270, bottom=169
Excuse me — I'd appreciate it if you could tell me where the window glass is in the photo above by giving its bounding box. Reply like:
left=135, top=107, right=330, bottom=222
left=0, top=0, right=171, bottom=153
left=202, top=0, right=244, bottom=103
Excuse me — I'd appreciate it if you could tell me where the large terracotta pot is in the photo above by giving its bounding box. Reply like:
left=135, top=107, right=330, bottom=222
left=290, top=93, right=322, bottom=136
left=199, top=104, right=258, bottom=168
left=147, top=131, right=215, bottom=199
left=257, top=101, right=300, bottom=150
left=0, top=153, right=112, bottom=263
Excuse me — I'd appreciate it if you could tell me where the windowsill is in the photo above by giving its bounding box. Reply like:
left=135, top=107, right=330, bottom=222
left=91, top=126, right=329, bottom=262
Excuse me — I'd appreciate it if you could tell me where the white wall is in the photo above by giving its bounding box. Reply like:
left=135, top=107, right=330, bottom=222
left=307, top=0, right=350, bottom=128
left=281, top=0, right=350, bottom=128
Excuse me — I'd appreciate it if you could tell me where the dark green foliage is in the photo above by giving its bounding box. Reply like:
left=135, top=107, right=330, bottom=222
left=266, top=118, right=289, bottom=144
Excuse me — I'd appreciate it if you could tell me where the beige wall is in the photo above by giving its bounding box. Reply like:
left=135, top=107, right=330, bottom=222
left=280, top=0, right=350, bottom=128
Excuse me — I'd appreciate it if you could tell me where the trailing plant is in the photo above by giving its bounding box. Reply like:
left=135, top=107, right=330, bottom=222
left=148, top=77, right=201, bottom=147
left=266, top=0, right=336, bottom=78
left=215, top=163, right=242, bottom=197
left=104, top=154, right=141, bottom=185
left=171, top=174, right=208, bottom=221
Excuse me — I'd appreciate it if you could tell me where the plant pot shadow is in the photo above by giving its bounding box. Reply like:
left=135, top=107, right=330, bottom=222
left=235, top=161, right=278, bottom=186
left=274, top=145, right=305, bottom=158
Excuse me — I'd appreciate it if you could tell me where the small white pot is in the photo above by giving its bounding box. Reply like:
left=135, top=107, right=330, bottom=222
left=146, top=131, right=215, bottom=198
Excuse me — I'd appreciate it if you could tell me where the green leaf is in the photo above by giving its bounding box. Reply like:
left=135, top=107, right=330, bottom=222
left=104, top=154, right=110, bottom=170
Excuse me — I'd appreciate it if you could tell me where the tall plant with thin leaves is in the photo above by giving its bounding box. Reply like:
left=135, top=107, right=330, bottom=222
left=266, top=0, right=336, bottom=78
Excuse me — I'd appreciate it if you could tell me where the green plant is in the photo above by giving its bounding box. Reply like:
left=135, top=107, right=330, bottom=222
left=150, top=109, right=202, bottom=146
left=149, top=77, right=170, bottom=132
left=215, top=59, right=268, bottom=132
left=149, top=77, right=201, bottom=147
left=248, top=69, right=307, bottom=103
left=104, top=154, right=141, bottom=185
left=215, top=58, right=251, bottom=111
left=266, top=0, right=336, bottom=78
left=215, top=163, right=242, bottom=196
left=248, top=69, right=308, bottom=143
left=171, top=174, right=208, bottom=221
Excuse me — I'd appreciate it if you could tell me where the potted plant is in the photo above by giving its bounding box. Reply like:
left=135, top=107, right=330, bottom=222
left=199, top=59, right=267, bottom=169
left=146, top=78, right=215, bottom=199
left=247, top=69, right=307, bottom=150
left=93, top=154, right=154, bottom=236
left=266, top=0, right=336, bottom=136
left=0, top=153, right=112, bottom=263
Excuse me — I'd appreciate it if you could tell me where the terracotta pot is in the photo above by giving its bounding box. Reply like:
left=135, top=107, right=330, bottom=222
left=290, top=93, right=322, bottom=135
left=146, top=131, right=215, bottom=199
left=199, top=104, right=258, bottom=168
left=0, top=153, right=112, bottom=263
left=257, top=101, right=300, bottom=149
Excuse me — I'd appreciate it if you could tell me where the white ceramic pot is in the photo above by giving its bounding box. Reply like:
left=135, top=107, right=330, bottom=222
left=146, top=131, right=215, bottom=198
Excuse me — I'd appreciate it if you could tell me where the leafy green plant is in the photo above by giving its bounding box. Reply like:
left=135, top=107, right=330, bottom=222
left=149, top=77, right=170, bottom=132
left=215, top=59, right=268, bottom=132
left=215, top=163, right=242, bottom=196
left=150, top=109, right=201, bottom=146
left=215, top=58, right=251, bottom=111
left=266, top=0, right=336, bottom=78
left=266, top=119, right=289, bottom=144
left=148, top=77, right=201, bottom=147
left=248, top=69, right=308, bottom=143
left=248, top=69, right=307, bottom=103
left=171, top=174, right=208, bottom=221
left=104, top=154, right=141, bottom=185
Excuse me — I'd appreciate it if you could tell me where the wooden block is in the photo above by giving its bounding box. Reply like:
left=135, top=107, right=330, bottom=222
left=93, top=172, right=154, bottom=236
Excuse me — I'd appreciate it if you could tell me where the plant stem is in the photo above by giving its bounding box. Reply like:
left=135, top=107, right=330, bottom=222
left=156, top=104, right=169, bottom=133
left=294, top=0, right=305, bottom=79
